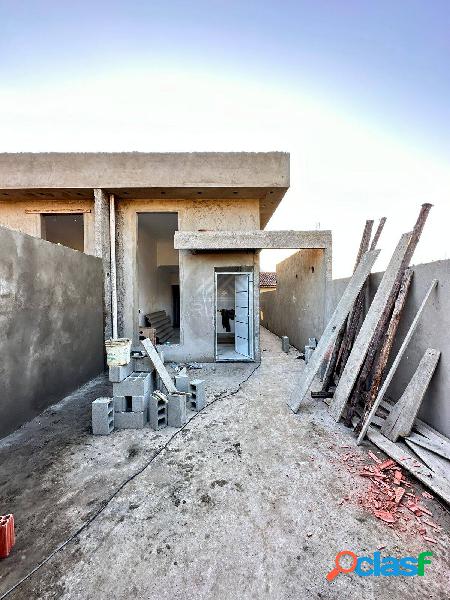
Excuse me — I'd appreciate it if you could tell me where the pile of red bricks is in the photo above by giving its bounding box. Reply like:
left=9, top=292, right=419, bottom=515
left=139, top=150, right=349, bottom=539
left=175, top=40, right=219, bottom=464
left=0, top=514, right=15, bottom=559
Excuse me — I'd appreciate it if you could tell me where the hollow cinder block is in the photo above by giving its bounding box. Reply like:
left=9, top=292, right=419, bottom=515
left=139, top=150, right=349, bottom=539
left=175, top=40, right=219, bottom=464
left=92, top=398, right=114, bottom=435
left=189, top=379, right=206, bottom=411
left=175, top=374, right=189, bottom=393
left=114, top=410, right=148, bottom=429
left=167, top=393, right=187, bottom=428
left=109, top=361, right=134, bottom=383
left=113, top=372, right=152, bottom=397
left=149, top=393, right=168, bottom=430
left=133, top=356, right=154, bottom=373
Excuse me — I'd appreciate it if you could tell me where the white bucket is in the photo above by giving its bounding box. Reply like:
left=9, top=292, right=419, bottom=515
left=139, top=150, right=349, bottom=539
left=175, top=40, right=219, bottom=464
left=105, top=338, right=132, bottom=367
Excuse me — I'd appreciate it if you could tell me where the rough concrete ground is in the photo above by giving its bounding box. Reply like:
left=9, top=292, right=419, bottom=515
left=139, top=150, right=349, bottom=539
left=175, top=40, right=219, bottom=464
left=0, top=328, right=448, bottom=599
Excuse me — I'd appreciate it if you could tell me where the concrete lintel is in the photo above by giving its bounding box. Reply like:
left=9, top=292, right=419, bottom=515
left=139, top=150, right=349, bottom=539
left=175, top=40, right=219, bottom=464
left=174, top=230, right=332, bottom=250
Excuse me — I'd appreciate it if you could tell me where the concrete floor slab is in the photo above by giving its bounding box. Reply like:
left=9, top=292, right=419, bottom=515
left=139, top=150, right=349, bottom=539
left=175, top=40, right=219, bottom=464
left=0, top=328, right=448, bottom=599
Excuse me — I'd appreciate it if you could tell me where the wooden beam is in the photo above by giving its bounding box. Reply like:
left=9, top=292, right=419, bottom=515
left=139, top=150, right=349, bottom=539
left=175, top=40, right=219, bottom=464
left=366, top=427, right=450, bottom=505
left=330, top=233, right=412, bottom=421
left=288, top=249, right=380, bottom=413
left=405, top=432, right=450, bottom=461
left=381, top=348, right=440, bottom=442
left=141, top=338, right=177, bottom=394
left=25, top=208, right=91, bottom=214
left=356, top=279, right=438, bottom=444
left=356, top=268, right=413, bottom=428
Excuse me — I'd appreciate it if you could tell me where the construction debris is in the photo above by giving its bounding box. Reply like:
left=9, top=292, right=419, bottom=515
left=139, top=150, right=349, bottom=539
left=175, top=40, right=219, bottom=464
left=339, top=448, right=444, bottom=541
left=366, top=427, right=450, bottom=505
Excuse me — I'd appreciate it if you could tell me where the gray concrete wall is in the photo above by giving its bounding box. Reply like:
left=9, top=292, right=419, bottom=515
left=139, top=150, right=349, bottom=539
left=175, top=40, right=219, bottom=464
left=0, top=226, right=104, bottom=438
left=326, top=260, right=449, bottom=437
left=260, top=249, right=328, bottom=350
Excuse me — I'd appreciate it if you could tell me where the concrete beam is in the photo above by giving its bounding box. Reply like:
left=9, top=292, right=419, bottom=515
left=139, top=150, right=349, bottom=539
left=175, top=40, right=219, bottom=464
left=93, top=189, right=112, bottom=340
left=0, top=152, right=289, bottom=190
left=174, top=230, right=332, bottom=250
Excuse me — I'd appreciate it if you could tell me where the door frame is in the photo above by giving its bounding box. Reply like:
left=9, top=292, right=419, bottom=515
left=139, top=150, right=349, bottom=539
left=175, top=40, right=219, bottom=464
left=214, top=270, right=255, bottom=362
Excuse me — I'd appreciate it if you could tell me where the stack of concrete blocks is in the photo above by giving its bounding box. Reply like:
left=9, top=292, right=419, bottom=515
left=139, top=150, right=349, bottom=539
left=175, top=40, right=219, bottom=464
left=113, top=372, right=153, bottom=429
left=188, top=379, right=206, bottom=412
left=149, top=391, right=168, bottom=430
left=92, top=398, right=114, bottom=435
left=304, top=338, right=317, bottom=365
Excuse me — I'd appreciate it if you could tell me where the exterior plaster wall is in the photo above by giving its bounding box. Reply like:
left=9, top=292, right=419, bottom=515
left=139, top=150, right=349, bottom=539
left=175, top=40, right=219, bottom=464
left=116, top=198, right=260, bottom=362
left=326, top=260, right=450, bottom=437
left=0, top=225, right=104, bottom=438
left=260, top=249, right=328, bottom=350
left=0, top=198, right=95, bottom=255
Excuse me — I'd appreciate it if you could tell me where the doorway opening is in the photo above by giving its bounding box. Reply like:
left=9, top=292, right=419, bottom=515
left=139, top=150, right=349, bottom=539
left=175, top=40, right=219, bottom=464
left=137, top=212, right=180, bottom=345
left=215, top=271, right=254, bottom=361
left=41, top=213, right=84, bottom=251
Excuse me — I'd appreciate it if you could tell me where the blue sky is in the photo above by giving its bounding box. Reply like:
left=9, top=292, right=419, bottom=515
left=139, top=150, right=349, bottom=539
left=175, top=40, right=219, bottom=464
left=1, top=1, right=449, bottom=275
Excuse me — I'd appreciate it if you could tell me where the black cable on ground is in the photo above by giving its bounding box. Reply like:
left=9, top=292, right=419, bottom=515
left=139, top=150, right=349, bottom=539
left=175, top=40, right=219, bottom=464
left=0, top=362, right=261, bottom=599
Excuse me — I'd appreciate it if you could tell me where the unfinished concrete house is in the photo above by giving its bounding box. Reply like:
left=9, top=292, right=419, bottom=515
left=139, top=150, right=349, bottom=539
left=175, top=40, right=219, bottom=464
left=0, top=152, right=331, bottom=368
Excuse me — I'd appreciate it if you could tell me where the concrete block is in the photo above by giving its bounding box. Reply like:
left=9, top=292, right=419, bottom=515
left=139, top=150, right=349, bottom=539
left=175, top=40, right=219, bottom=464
left=304, top=346, right=315, bottom=365
left=133, top=356, right=154, bottom=373
left=175, top=374, right=189, bottom=393
left=149, top=392, right=168, bottom=430
left=109, top=361, right=133, bottom=383
left=132, top=395, right=149, bottom=413
left=114, top=395, right=126, bottom=412
left=92, top=398, right=114, bottom=435
left=114, top=395, right=149, bottom=413
left=114, top=410, right=148, bottom=430
left=189, top=379, right=206, bottom=411
left=167, top=393, right=187, bottom=428
left=113, top=372, right=152, bottom=397
left=281, top=336, right=289, bottom=353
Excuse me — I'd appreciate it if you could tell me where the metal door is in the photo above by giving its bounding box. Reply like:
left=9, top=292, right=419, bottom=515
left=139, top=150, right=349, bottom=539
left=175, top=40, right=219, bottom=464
left=235, top=274, right=251, bottom=358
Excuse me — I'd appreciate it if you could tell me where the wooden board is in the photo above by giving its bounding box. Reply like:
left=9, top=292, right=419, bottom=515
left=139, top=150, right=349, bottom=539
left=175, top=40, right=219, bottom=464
left=330, top=233, right=411, bottom=421
left=405, top=432, right=450, bottom=461
left=381, top=348, right=440, bottom=442
left=366, top=426, right=450, bottom=505
left=288, top=249, right=380, bottom=413
left=405, top=439, right=450, bottom=480
left=141, top=338, right=177, bottom=393
left=356, top=279, right=438, bottom=444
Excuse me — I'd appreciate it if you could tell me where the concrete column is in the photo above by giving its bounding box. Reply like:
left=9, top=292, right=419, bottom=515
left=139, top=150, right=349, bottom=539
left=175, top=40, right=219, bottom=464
left=93, top=188, right=112, bottom=340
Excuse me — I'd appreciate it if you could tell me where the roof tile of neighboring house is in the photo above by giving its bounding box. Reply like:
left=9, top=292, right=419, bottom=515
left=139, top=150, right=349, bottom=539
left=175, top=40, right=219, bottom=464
left=259, top=272, right=277, bottom=287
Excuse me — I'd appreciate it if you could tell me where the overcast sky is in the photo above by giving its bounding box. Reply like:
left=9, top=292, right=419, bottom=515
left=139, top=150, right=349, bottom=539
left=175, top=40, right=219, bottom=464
left=1, top=1, right=449, bottom=277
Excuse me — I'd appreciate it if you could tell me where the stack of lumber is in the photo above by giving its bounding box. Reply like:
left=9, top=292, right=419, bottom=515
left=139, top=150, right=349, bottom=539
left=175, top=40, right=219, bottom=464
left=289, top=203, right=449, bottom=502
left=144, top=310, right=174, bottom=344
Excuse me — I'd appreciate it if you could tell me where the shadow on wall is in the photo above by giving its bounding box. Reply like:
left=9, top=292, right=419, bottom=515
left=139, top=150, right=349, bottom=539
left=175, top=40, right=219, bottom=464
left=0, top=225, right=105, bottom=438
